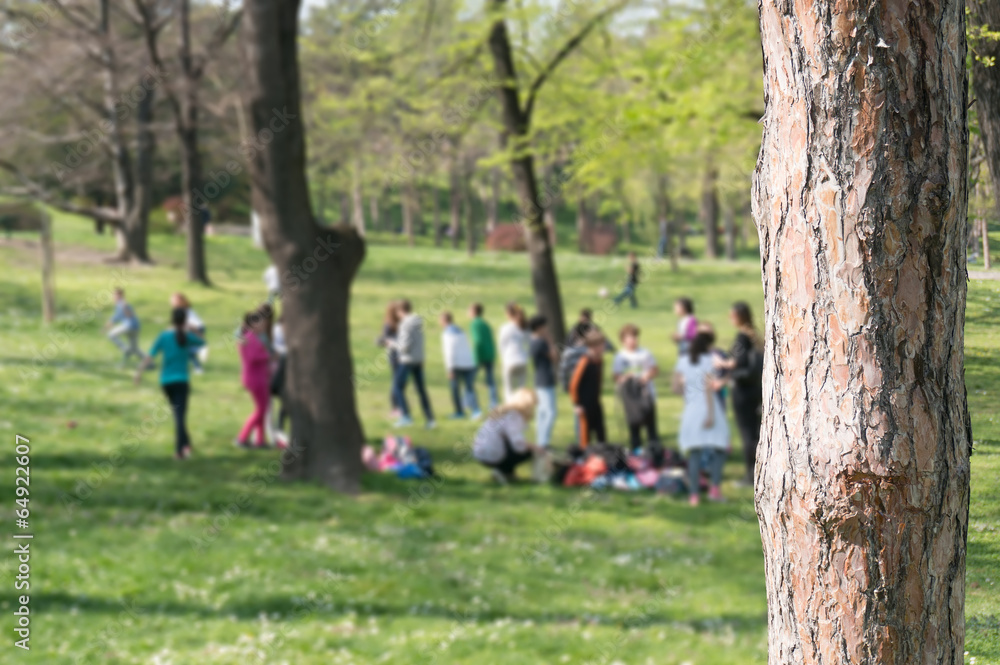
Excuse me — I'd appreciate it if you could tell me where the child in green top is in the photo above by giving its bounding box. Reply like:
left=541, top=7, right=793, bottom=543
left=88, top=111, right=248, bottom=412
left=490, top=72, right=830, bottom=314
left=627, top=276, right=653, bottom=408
left=468, top=302, right=499, bottom=410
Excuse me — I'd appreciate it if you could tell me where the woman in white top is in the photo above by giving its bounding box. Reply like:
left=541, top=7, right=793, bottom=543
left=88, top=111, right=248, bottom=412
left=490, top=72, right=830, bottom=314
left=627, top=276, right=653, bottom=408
left=472, top=388, right=539, bottom=484
left=497, top=302, right=530, bottom=401
left=673, top=331, right=729, bottom=506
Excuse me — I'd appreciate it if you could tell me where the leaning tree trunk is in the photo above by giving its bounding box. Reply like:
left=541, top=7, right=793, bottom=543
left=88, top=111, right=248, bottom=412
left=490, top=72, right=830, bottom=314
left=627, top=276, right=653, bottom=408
left=970, top=0, right=1000, bottom=269
left=239, top=0, right=366, bottom=493
left=488, top=5, right=566, bottom=344
left=700, top=163, right=719, bottom=259
left=753, top=0, right=972, bottom=663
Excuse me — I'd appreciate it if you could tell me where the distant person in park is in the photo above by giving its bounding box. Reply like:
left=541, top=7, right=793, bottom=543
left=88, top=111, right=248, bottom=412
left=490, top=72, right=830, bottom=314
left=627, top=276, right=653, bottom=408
left=612, top=252, right=642, bottom=308
left=392, top=299, right=436, bottom=429
left=377, top=301, right=402, bottom=419
left=612, top=324, right=660, bottom=454
left=673, top=331, right=729, bottom=506
left=105, top=287, right=146, bottom=366
left=235, top=310, right=273, bottom=448
left=528, top=315, right=558, bottom=447
left=269, top=313, right=289, bottom=448
left=472, top=387, right=541, bottom=484
left=570, top=330, right=607, bottom=446
left=133, top=307, right=204, bottom=460
left=714, top=302, right=764, bottom=485
left=440, top=311, right=481, bottom=420
left=468, top=302, right=499, bottom=410
left=170, top=293, right=207, bottom=374
left=672, top=297, right=698, bottom=353
left=263, top=264, right=281, bottom=302
left=498, top=302, right=530, bottom=401
left=566, top=308, right=615, bottom=351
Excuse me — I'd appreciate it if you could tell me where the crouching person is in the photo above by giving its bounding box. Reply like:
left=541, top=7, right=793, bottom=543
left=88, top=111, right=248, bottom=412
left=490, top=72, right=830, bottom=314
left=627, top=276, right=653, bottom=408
left=472, top=388, right=540, bottom=484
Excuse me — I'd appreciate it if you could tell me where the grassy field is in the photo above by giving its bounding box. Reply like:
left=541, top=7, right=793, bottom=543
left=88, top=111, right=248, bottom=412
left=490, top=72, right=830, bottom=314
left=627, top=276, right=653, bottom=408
left=0, top=218, right=997, bottom=664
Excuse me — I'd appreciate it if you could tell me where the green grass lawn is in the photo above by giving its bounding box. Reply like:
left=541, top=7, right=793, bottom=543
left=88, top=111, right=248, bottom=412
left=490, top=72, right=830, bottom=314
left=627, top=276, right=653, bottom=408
left=0, top=218, right=997, bottom=664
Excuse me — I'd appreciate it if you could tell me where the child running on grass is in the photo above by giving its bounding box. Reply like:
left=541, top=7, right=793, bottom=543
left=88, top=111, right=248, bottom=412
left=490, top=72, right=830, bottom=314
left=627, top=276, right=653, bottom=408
left=105, top=288, right=146, bottom=366
left=134, top=308, right=204, bottom=459
left=235, top=310, right=273, bottom=448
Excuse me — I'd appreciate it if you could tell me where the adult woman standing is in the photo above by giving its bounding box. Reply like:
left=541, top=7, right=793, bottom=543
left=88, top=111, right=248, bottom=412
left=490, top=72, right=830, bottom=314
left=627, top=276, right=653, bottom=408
left=377, top=301, right=402, bottom=418
left=134, top=308, right=204, bottom=459
left=673, top=331, right=730, bottom=506
left=715, top=302, right=764, bottom=485
left=497, top=302, right=529, bottom=401
left=235, top=311, right=273, bottom=448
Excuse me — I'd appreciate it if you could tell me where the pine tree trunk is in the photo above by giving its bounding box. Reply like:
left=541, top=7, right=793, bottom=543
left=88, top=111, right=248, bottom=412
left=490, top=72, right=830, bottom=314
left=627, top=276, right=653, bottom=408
left=700, top=163, right=719, bottom=259
left=754, top=0, right=972, bottom=663
left=970, top=0, right=1000, bottom=268
left=488, top=2, right=566, bottom=344
left=239, top=0, right=366, bottom=494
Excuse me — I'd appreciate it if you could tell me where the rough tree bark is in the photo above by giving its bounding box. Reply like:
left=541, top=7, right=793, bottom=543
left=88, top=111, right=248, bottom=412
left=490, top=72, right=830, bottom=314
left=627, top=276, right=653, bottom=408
left=970, top=0, right=1000, bottom=268
left=753, top=0, right=972, bottom=663
left=238, top=0, right=366, bottom=493
left=700, top=162, right=720, bottom=259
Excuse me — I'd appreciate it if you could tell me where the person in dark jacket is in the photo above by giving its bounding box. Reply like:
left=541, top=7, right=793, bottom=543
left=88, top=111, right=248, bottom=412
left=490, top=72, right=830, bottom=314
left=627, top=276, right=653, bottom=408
left=569, top=330, right=607, bottom=446
left=612, top=252, right=641, bottom=308
left=715, top=302, right=764, bottom=485
left=377, top=300, right=402, bottom=418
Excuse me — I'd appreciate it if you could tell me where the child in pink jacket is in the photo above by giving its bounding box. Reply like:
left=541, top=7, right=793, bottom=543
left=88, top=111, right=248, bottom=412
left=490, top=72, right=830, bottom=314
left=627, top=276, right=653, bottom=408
left=236, top=311, right=272, bottom=447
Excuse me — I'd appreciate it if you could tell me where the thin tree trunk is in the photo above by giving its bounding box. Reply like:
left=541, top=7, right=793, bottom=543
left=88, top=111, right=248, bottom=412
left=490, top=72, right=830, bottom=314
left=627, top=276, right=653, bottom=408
left=723, top=199, right=736, bottom=261
left=351, top=160, right=365, bottom=237
left=488, top=0, right=567, bottom=344
left=369, top=192, right=380, bottom=232
left=402, top=182, right=415, bottom=246
left=970, top=0, right=1000, bottom=266
left=487, top=167, right=499, bottom=234
left=339, top=192, right=350, bottom=225
left=655, top=174, right=678, bottom=271
left=122, top=80, right=155, bottom=263
left=754, top=0, right=971, bottom=662
left=39, top=210, right=55, bottom=325
left=176, top=0, right=208, bottom=284
left=432, top=185, right=443, bottom=246
left=700, top=163, right=719, bottom=259
left=576, top=195, right=589, bottom=253
left=982, top=215, right=991, bottom=270
left=100, top=0, right=135, bottom=261
left=239, top=0, right=366, bottom=494
left=463, top=162, right=476, bottom=256
left=450, top=162, right=462, bottom=249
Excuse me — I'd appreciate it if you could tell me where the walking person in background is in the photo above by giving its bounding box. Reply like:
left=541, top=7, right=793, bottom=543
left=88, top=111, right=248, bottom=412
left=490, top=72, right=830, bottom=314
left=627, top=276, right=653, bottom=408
left=673, top=331, right=730, bottom=506
left=170, top=293, right=207, bottom=374
left=377, top=301, right=402, bottom=419
left=235, top=310, right=273, bottom=448
left=529, top=315, right=558, bottom=448
left=472, top=388, right=541, bottom=484
left=440, top=311, right=481, bottom=420
left=105, top=288, right=146, bottom=366
left=468, top=303, right=499, bottom=410
left=612, top=324, right=660, bottom=454
left=570, top=330, right=607, bottom=446
left=134, top=307, right=204, bottom=459
left=612, top=252, right=642, bottom=308
left=672, top=297, right=698, bottom=354
left=498, top=302, right=530, bottom=401
left=714, top=302, right=764, bottom=486
left=392, top=300, right=436, bottom=429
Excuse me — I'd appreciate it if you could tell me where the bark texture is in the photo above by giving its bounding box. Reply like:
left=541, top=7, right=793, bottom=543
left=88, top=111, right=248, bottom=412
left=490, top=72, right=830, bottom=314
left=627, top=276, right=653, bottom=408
left=753, top=1, right=972, bottom=663
left=239, top=0, right=366, bottom=494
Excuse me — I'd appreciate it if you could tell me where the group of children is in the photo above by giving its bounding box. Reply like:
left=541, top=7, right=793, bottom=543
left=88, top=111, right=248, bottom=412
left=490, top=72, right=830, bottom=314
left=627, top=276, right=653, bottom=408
left=110, top=287, right=288, bottom=459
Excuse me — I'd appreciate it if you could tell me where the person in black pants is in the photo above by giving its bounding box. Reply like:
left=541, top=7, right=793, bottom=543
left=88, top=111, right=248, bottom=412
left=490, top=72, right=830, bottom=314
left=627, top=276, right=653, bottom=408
left=612, top=252, right=641, bottom=308
left=715, top=302, right=764, bottom=485
left=569, top=331, right=607, bottom=446
left=134, top=308, right=205, bottom=459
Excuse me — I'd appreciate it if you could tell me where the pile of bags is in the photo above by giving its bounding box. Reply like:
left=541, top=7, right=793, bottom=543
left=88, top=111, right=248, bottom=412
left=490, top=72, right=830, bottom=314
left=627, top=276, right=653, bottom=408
left=550, top=443, right=694, bottom=495
left=362, top=435, right=436, bottom=480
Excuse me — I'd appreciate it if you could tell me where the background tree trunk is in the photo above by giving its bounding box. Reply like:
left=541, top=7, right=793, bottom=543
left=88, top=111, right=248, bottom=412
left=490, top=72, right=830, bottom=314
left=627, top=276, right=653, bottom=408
left=488, top=2, right=566, bottom=344
left=178, top=0, right=209, bottom=285
left=700, top=163, right=719, bottom=259
left=576, top=195, right=589, bottom=253
left=656, top=174, right=678, bottom=271
left=39, top=210, right=55, bottom=325
left=450, top=162, right=461, bottom=249
left=351, top=160, right=365, bottom=237
left=402, top=183, right=415, bottom=246
left=723, top=199, right=736, bottom=261
left=753, top=0, right=972, bottom=663
left=487, top=167, right=499, bottom=234
left=432, top=186, right=443, bottom=247
left=238, top=0, right=366, bottom=494
left=463, top=162, right=476, bottom=256
left=970, top=0, right=1000, bottom=268
left=369, top=192, right=380, bottom=232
